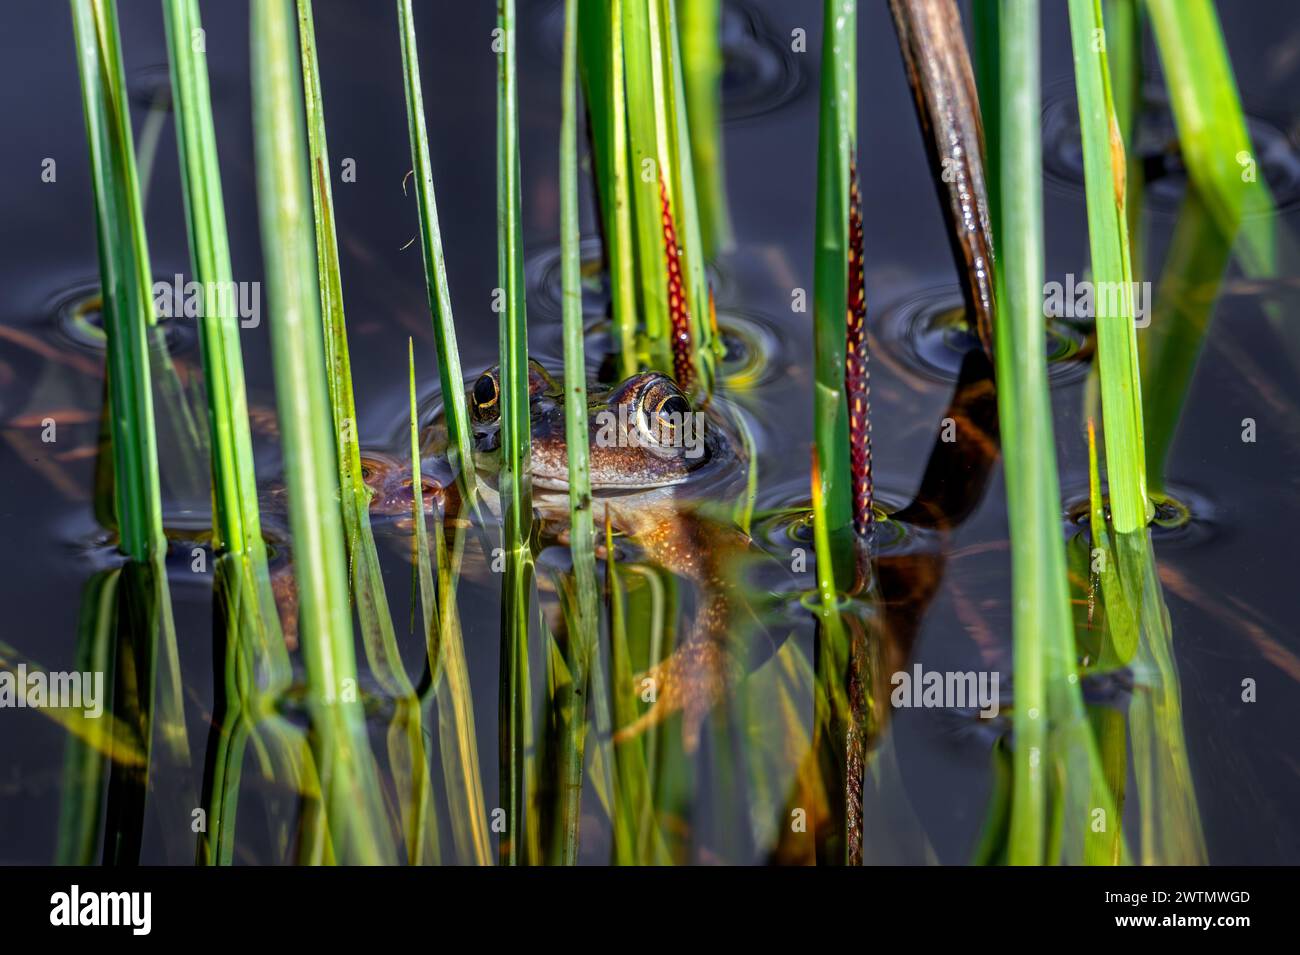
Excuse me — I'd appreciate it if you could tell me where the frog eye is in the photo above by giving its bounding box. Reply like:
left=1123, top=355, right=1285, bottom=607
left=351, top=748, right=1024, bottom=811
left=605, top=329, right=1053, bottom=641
left=638, top=383, right=691, bottom=441
left=471, top=370, right=500, bottom=420
left=651, top=393, right=691, bottom=430
left=359, top=456, right=381, bottom=486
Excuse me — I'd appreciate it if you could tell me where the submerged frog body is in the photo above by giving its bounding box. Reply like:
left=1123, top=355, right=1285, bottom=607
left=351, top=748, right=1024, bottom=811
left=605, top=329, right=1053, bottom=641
left=424, top=359, right=767, bottom=751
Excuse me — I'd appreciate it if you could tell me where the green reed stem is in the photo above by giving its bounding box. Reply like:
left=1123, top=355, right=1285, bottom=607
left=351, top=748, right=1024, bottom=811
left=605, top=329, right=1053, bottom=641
left=681, top=0, right=731, bottom=259
left=70, top=0, right=164, bottom=565
left=580, top=0, right=639, bottom=379
left=622, top=0, right=672, bottom=370
left=163, top=0, right=294, bottom=864
left=1146, top=0, right=1276, bottom=278
left=1073, top=0, right=1204, bottom=865
left=251, top=0, right=393, bottom=865
left=994, top=0, right=1054, bottom=864
left=70, top=0, right=197, bottom=865
left=397, top=0, right=478, bottom=505
left=554, top=0, right=601, bottom=866
left=496, top=0, right=535, bottom=867
left=1102, top=0, right=1144, bottom=279
left=409, top=343, right=494, bottom=865
left=1068, top=0, right=1147, bottom=534
left=164, top=0, right=279, bottom=620
left=659, top=0, right=718, bottom=390
left=297, top=0, right=435, bottom=865
left=811, top=0, right=855, bottom=584
left=994, top=0, right=1127, bottom=866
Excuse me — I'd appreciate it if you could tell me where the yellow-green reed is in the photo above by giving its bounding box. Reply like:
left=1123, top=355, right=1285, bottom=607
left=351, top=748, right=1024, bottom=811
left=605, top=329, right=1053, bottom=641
left=250, top=0, right=393, bottom=865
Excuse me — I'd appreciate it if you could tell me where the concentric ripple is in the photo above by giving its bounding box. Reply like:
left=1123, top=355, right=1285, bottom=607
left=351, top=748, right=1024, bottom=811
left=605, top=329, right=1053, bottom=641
left=876, top=285, right=1090, bottom=386
left=1043, top=79, right=1300, bottom=213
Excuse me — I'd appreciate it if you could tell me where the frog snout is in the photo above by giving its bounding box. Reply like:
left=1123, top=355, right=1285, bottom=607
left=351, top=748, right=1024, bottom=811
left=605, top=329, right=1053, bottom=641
left=368, top=474, right=443, bottom=516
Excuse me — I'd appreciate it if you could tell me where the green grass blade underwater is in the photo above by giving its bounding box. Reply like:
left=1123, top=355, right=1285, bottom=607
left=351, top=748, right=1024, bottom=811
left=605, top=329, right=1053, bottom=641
left=250, top=0, right=393, bottom=866
left=297, top=0, right=436, bottom=866
left=495, top=0, right=536, bottom=867
left=69, top=0, right=194, bottom=866
left=551, top=0, right=601, bottom=866
left=397, top=0, right=479, bottom=507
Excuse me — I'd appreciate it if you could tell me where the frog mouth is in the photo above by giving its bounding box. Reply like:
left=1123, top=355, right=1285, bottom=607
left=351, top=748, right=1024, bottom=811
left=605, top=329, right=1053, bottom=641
left=529, top=469, right=690, bottom=493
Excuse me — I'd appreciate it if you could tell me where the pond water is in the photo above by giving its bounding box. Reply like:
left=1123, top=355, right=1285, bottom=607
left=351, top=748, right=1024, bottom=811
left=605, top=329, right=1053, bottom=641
left=0, top=0, right=1297, bottom=864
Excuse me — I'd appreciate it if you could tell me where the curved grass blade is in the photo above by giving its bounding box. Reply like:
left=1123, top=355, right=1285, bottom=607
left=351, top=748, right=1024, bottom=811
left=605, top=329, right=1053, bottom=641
left=397, top=0, right=478, bottom=506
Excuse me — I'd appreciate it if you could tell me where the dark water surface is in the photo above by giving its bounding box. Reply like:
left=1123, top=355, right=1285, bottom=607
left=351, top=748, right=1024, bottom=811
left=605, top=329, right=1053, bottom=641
left=1, top=0, right=1298, bottom=864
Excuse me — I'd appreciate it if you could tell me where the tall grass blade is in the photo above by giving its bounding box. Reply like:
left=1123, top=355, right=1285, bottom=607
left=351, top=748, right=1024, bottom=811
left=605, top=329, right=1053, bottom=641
left=619, top=0, right=718, bottom=391
left=1071, top=0, right=1205, bottom=864
left=70, top=0, right=164, bottom=564
left=993, top=0, right=1124, bottom=865
left=1145, top=0, right=1276, bottom=278
left=579, top=0, right=639, bottom=378
left=296, top=0, right=435, bottom=865
left=996, top=0, right=1049, bottom=864
left=163, top=0, right=301, bottom=863
left=408, top=343, right=493, bottom=865
left=811, top=0, right=858, bottom=579
left=496, top=0, right=535, bottom=866
left=1067, top=0, right=1147, bottom=533
left=70, top=0, right=195, bottom=864
left=397, top=0, right=478, bottom=505
left=659, top=0, right=719, bottom=391
left=250, top=0, right=393, bottom=865
left=681, top=0, right=731, bottom=259
left=164, top=0, right=280, bottom=636
left=552, top=0, right=601, bottom=866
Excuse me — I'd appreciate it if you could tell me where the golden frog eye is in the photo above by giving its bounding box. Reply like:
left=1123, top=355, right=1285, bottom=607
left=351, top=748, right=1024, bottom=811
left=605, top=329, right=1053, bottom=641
left=642, top=388, right=691, bottom=438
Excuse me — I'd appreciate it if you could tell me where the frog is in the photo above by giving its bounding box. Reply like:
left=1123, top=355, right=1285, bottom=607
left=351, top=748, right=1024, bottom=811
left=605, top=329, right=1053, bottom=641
left=415, top=358, right=771, bottom=752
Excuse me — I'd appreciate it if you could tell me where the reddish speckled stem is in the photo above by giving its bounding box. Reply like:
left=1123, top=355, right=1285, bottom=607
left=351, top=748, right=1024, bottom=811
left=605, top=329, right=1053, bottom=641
left=846, top=158, right=872, bottom=538
left=660, top=175, right=694, bottom=391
